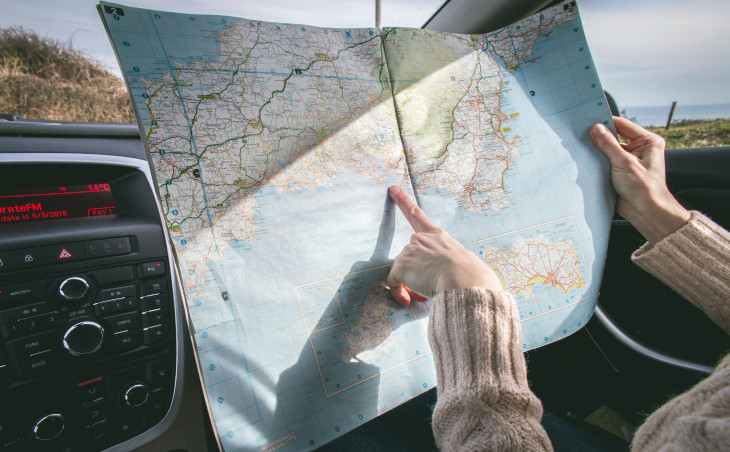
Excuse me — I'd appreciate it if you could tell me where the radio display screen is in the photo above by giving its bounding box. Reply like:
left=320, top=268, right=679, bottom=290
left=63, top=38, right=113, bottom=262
left=0, top=183, right=115, bottom=225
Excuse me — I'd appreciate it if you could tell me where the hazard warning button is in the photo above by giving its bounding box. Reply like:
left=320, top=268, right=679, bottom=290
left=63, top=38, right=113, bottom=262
left=43, top=242, right=86, bottom=263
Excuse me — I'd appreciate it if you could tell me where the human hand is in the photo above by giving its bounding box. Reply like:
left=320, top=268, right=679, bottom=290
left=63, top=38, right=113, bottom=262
left=385, top=186, right=502, bottom=306
left=591, top=117, right=691, bottom=244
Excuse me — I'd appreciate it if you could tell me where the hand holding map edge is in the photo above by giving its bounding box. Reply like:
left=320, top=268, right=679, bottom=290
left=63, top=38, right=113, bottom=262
left=386, top=186, right=502, bottom=306
left=590, top=117, right=691, bottom=244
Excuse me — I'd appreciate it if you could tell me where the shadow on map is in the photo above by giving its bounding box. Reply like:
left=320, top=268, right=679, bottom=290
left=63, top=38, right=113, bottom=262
left=209, top=194, right=430, bottom=449
left=270, top=192, right=427, bottom=448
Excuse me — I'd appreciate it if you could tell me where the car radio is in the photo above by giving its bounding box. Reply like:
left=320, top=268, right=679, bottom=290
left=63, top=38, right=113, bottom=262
left=0, top=153, right=186, bottom=452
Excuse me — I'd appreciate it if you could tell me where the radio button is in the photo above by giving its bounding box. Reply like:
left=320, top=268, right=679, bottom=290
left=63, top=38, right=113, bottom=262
left=0, top=302, right=50, bottom=324
left=124, top=297, right=137, bottom=310
left=138, top=261, right=165, bottom=279
left=43, top=242, right=85, bottom=264
left=142, top=324, right=169, bottom=345
left=94, top=300, right=112, bottom=317
left=14, top=351, right=56, bottom=379
left=17, top=312, right=60, bottom=334
left=0, top=280, right=47, bottom=304
left=0, top=322, right=20, bottom=338
left=142, top=309, right=169, bottom=329
left=140, top=278, right=167, bottom=296
left=90, top=266, right=134, bottom=285
left=112, top=297, right=136, bottom=314
left=107, top=312, right=138, bottom=332
left=140, top=293, right=167, bottom=312
left=98, top=285, right=136, bottom=302
left=6, top=331, right=57, bottom=360
left=111, top=330, right=140, bottom=353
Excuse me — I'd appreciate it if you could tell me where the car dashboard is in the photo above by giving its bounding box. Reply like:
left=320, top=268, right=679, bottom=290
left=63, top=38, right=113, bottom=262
left=0, top=120, right=210, bottom=452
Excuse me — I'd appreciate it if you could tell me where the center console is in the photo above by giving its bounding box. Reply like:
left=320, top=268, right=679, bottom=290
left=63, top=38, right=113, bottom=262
left=0, top=123, right=194, bottom=452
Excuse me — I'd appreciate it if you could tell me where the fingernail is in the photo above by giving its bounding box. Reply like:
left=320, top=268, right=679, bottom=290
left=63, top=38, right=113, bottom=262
left=591, top=123, right=607, bottom=137
left=389, top=185, right=402, bottom=194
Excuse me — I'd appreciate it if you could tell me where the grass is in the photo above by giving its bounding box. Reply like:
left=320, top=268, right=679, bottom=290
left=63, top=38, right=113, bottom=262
left=648, top=119, right=730, bottom=149
left=0, top=27, right=134, bottom=122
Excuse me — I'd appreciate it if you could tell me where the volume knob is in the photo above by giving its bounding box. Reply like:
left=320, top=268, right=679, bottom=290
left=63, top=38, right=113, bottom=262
left=58, top=277, right=89, bottom=301
left=62, top=321, right=104, bottom=356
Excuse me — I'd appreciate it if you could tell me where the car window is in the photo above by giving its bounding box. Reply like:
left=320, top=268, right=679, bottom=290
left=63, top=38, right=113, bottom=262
left=1, top=0, right=728, bottom=149
left=0, top=0, right=444, bottom=124
left=579, top=0, right=730, bottom=148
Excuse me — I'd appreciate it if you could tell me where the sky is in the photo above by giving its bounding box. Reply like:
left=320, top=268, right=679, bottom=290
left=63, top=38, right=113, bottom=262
left=1, top=0, right=729, bottom=108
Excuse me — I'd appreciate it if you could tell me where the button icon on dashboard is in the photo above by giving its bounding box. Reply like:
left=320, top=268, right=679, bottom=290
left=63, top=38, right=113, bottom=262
left=9, top=248, right=45, bottom=268
left=43, top=243, right=85, bottom=263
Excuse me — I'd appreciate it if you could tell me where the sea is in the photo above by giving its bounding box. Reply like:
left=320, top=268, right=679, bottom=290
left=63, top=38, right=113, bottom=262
left=622, top=103, right=730, bottom=127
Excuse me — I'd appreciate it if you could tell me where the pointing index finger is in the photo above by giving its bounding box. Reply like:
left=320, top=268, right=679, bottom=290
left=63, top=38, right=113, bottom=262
left=388, top=185, right=437, bottom=233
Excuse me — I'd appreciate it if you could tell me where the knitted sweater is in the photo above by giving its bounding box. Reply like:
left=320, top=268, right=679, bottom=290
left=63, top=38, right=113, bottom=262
left=429, top=212, right=730, bottom=451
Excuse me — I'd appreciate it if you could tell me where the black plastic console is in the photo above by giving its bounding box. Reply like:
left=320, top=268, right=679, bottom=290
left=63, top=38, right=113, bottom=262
left=0, top=123, right=188, bottom=452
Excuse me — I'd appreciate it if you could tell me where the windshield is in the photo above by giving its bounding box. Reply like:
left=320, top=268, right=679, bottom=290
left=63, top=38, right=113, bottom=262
left=2, top=0, right=730, bottom=143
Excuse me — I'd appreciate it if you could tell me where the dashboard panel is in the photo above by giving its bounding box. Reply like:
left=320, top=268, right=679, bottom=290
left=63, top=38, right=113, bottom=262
left=0, top=122, right=207, bottom=452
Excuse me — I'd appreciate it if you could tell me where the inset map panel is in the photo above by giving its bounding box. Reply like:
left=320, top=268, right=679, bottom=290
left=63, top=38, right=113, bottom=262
left=474, top=217, right=589, bottom=320
left=296, top=265, right=430, bottom=397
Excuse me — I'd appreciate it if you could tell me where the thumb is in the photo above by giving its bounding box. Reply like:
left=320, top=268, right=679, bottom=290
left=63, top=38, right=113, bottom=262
left=590, top=123, right=627, bottom=166
left=386, top=262, right=411, bottom=306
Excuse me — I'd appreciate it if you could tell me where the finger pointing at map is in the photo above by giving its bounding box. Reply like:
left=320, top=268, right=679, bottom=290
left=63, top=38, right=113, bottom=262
left=386, top=186, right=502, bottom=306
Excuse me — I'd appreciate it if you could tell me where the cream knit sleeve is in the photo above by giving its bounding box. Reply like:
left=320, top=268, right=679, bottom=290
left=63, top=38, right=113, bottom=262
left=632, top=211, right=730, bottom=334
left=629, top=211, right=730, bottom=451
left=428, top=287, right=552, bottom=451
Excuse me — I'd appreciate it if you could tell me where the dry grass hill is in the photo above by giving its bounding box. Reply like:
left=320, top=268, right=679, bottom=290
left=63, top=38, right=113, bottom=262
left=0, top=27, right=134, bottom=122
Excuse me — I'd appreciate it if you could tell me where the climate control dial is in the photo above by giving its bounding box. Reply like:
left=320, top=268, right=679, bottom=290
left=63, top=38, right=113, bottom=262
left=122, top=382, right=150, bottom=408
left=32, top=413, right=65, bottom=441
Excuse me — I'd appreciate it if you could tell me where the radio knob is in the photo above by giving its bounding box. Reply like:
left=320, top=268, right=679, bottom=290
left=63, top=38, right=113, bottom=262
left=32, top=413, right=65, bottom=441
left=62, top=321, right=104, bottom=356
left=123, top=383, right=150, bottom=408
left=58, top=276, right=90, bottom=301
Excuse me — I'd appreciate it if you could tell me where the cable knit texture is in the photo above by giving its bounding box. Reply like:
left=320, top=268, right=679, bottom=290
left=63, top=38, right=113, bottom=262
left=428, top=288, right=552, bottom=451
left=630, top=212, right=730, bottom=451
left=632, top=211, right=730, bottom=334
left=428, top=212, right=729, bottom=451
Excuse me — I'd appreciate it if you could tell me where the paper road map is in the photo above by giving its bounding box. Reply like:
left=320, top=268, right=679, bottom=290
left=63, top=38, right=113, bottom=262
left=100, top=1, right=615, bottom=449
